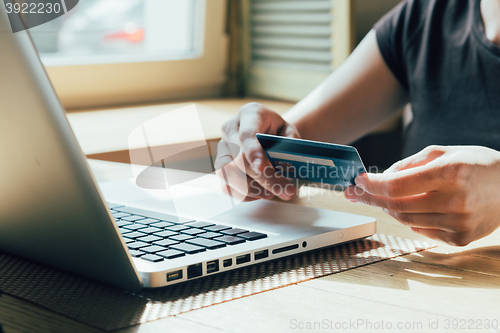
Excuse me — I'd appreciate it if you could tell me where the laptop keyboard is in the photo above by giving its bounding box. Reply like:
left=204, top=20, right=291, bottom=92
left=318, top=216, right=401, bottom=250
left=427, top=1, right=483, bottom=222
left=107, top=203, right=268, bottom=263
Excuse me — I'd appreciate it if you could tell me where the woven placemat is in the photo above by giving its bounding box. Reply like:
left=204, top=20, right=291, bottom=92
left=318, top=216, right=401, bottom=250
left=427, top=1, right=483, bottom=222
left=0, top=234, right=434, bottom=331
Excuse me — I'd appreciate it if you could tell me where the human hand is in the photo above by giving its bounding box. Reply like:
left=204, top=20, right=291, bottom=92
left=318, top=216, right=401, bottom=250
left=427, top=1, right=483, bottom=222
left=216, top=103, right=300, bottom=201
left=344, top=145, right=500, bottom=246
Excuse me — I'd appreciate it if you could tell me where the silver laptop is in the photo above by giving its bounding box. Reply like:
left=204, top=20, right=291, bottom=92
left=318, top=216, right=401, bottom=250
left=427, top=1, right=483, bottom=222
left=0, top=7, right=376, bottom=291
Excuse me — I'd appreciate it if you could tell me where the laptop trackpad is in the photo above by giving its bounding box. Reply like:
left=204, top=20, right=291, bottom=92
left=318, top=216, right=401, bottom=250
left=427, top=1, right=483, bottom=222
left=101, top=179, right=375, bottom=235
left=134, top=197, right=369, bottom=237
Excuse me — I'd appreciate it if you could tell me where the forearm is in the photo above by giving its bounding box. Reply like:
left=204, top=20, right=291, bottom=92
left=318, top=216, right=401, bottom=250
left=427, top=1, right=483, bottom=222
left=283, top=30, right=409, bottom=145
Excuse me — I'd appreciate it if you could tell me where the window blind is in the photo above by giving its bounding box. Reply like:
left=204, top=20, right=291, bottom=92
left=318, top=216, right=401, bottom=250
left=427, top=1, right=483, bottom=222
left=251, top=0, right=333, bottom=73
left=246, top=0, right=353, bottom=101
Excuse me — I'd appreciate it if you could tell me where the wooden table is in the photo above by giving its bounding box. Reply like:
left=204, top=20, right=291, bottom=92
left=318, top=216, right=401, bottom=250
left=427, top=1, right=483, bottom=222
left=1, top=159, right=499, bottom=333
left=65, top=98, right=294, bottom=163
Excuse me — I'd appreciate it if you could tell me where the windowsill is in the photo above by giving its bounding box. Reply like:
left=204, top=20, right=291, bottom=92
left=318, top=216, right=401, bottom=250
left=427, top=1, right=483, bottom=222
left=40, top=50, right=201, bottom=67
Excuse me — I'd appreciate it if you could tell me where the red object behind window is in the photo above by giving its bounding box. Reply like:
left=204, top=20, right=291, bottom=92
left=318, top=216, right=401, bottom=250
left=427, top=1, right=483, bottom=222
left=104, top=28, right=144, bottom=43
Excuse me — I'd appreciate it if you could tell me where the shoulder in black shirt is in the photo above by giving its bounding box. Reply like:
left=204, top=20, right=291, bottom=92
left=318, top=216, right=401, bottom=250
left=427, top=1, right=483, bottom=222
left=374, top=0, right=500, bottom=157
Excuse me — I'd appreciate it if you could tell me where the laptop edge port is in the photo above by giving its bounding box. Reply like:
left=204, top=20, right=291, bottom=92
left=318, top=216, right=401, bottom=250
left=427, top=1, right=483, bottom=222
left=254, top=249, right=269, bottom=260
left=207, top=260, right=219, bottom=274
left=272, top=244, right=299, bottom=254
left=236, top=253, right=251, bottom=265
left=223, top=258, right=232, bottom=267
left=166, top=270, right=183, bottom=282
left=187, top=263, right=203, bottom=279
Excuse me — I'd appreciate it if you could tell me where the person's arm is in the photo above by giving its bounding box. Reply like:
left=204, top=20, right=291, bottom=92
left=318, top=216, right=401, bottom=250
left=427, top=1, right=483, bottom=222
left=284, top=30, right=408, bottom=144
left=218, top=30, right=408, bottom=201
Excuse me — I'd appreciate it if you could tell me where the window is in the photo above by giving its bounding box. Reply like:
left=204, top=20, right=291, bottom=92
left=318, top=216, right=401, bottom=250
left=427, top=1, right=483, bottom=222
left=29, top=0, right=203, bottom=66
left=27, top=0, right=228, bottom=110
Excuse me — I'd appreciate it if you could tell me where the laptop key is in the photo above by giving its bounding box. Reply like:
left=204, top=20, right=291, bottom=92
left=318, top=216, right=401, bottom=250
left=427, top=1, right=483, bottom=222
left=170, top=234, right=195, bottom=242
left=121, top=215, right=147, bottom=222
left=121, top=231, right=148, bottom=239
left=185, top=221, right=215, bottom=228
left=214, top=236, right=246, bottom=245
left=127, top=241, right=149, bottom=249
left=115, top=221, right=133, bottom=227
left=122, top=237, right=134, bottom=244
left=238, top=232, right=268, bottom=241
left=157, top=249, right=186, bottom=259
left=112, top=212, right=132, bottom=219
left=166, top=225, right=189, bottom=232
left=120, top=214, right=148, bottom=221
left=137, top=235, right=162, bottom=243
left=186, top=238, right=226, bottom=250
left=113, top=206, right=194, bottom=224
left=123, top=224, right=147, bottom=231
left=141, top=254, right=164, bottom=262
left=153, top=239, right=180, bottom=247
left=119, top=228, right=133, bottom=235
left=181, top=228, right=206, bottom=236
left=154, top=230, right=178, bottom=238
left=141, top=245, right=166, bottom=254
left=221, top=228, right=248, bottom=236
left=129, top=249, right=145, bottom=257
left=150, top=221, right=175, bottom=228
left=197, top=232, right=221, bottom=239
left=134, top=218, right=160, bottom=225
left=204, top=225, right=231, bottom=232
left=170, top=243, right=206, bottom=254
left=139, top=227, right=162, bottom=234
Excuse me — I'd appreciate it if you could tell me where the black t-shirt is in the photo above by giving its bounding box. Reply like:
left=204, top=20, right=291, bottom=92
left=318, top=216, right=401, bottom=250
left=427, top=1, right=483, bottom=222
left=374, top=0, right=500, bottom=157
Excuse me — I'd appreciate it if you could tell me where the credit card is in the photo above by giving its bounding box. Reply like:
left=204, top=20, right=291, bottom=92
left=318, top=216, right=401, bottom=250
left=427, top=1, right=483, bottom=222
left=256, top=133, right=366, bottom=187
